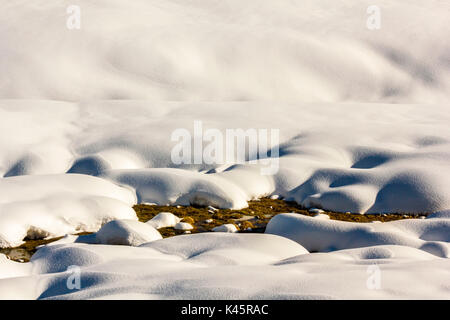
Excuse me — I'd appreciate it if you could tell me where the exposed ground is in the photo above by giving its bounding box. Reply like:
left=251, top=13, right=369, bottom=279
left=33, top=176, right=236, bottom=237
left=1, top=198, right=425, bottom=262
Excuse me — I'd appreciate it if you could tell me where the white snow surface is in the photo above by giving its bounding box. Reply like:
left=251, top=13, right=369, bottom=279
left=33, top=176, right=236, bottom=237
left=95, top=219, right=162, bottom=246
left=1, top=1, right=449, bottom=103
left=212, top=224, right=239, bottom=233
left=266, top=213, right=450, bottom=258
left=0, top=1, right=449, bottom=219
left=0, top=174, right=137, bottom=248
left=1, top=100, right=450, bottom=217
left=174, top=222, right=194, bottom=231
left=0, top=228, right=449, bottom=300
left=146, top=212, right=181, bottom=229
left=0, top=0, right=450, bottom=300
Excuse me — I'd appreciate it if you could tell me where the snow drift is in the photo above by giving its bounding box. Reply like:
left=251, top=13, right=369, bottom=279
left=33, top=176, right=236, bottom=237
left=0, top=174, right=137, bottom=248
left=1, top=100, right=450, bottom=216
left=0, top=229, right=448, bottom=299
left=266, top=213, right=450, bottom=258
left=0, top=1, right=449, bottom=221
left=0, top=0, right=449, bottom=301
left=1, top=1, right=449, bottom=103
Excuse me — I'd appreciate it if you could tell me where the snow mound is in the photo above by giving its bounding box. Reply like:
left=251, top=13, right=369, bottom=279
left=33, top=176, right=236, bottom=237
left=107, top=169, right=250, bottom=209
left=2, top=1, right=449, bottom=103
left=0, top=254, right=32, bottom=280
left=0, top=1, right=449, bottom=215
left=140, top=233, right=308, bottom=264
left=146, top=212, right=181, bottom=229
left=212, top=224, right=239, bottom=233
left=266, top=213, right=450, bottom=257
left=427, top=210, right=450, bottom=219
left=0, top=174, right=137, bottom=248
left=96, top=220, right=162, bottom=246
left=313, top=213, right=330, bottom=220
left=0, top=234, right=448, bottom=299
left=174, top=222, right=193, bottom=231
left=3, top=100, right=450, bottom=215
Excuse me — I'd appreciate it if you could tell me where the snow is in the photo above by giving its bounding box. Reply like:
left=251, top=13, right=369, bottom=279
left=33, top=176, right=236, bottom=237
left=146, top=212, right=181, bottom=229
left=266, top=213, right=450, bottom=257
left=313, top=213, right=330, bottom=220
left=0, top=230, right=448, bottom=299
left=309, top=208, right=325, bottom=214
left=2, top=100, right=450, bottom=215
left=0, top=0, right=449, bottom=300
left=0, top=174, right=137, bottom=248
left=95, top=220, right=162, bottom=246
left=0, top=254, right=31, bottom=280
left=174, top=222, right=194, bottom=231
left=212, top=224, right=239, bottom=233
left=0, top=0, right=449, bottom=215
left=1, top=1, right=449, bottom=103
left=107, top=168, right=250, bottom=209
left=428, top=210, right=450, bottom=220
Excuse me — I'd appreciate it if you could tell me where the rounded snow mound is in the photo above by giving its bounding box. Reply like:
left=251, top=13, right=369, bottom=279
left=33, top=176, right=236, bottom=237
left=96, top=220, right=162, bottom=246
left=265, top=213, right=450, bottom=257
left=1, top=234, right=447, bottom=299
left=212, top=224, right=239, bottom=233
left=0, top=174, right=137, bottom=248
left=2, top=1, right=449, bottom=103
left=146, top=212, right=181, bottom=229
left=108, top=168, right=250, bottom=209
